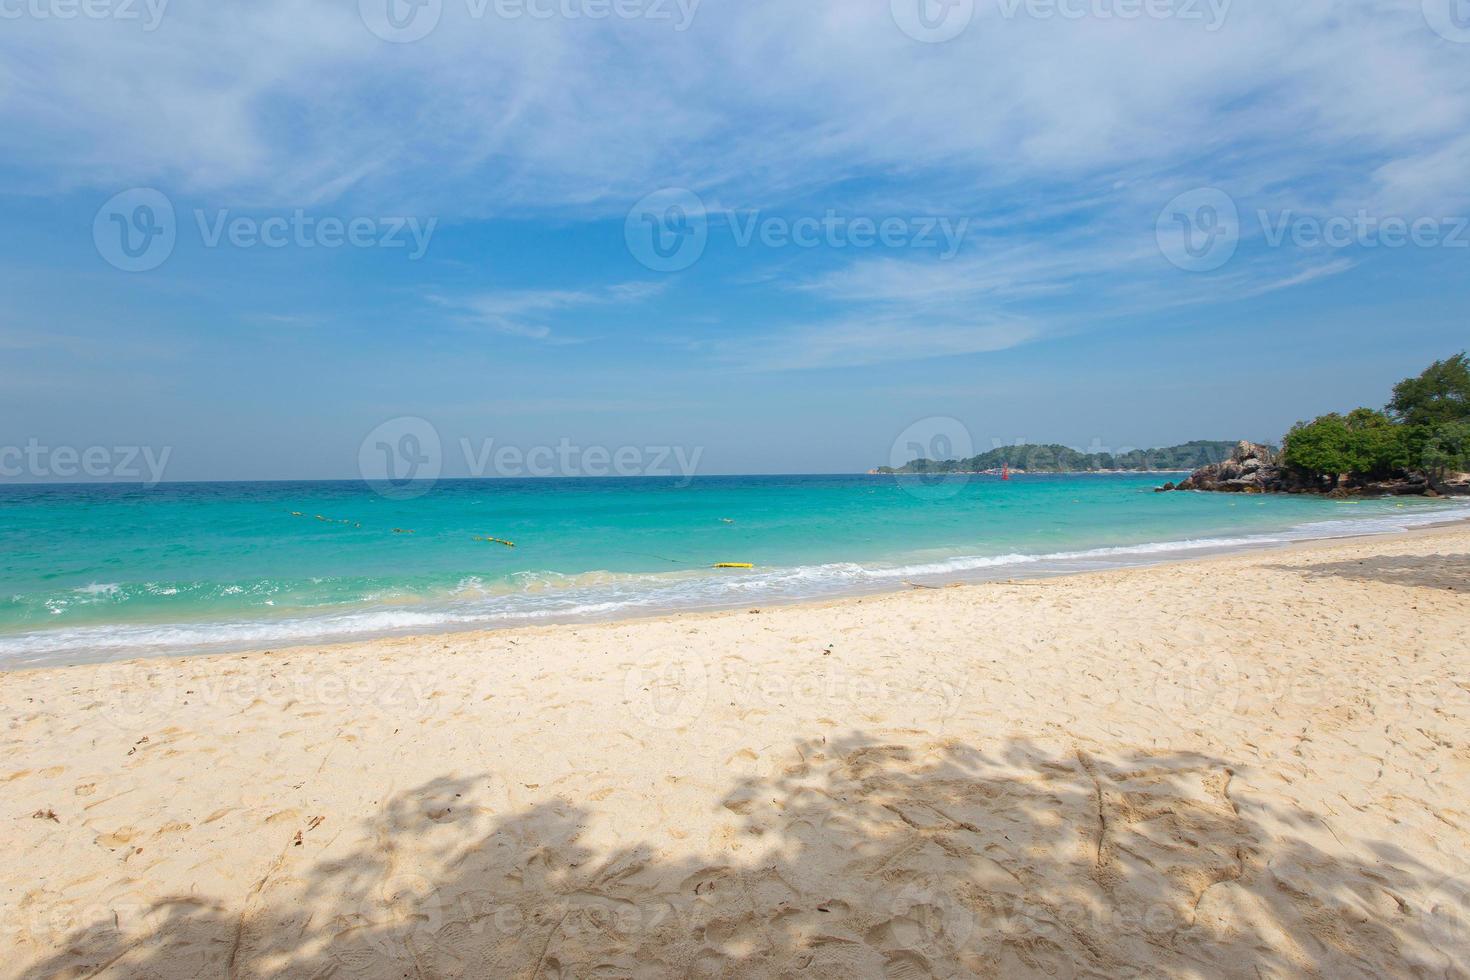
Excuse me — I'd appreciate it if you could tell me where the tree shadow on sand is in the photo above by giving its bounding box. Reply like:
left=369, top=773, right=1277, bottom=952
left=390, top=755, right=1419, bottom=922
left=19, top=733, right=1470, bottom=978
left=1268, top=553, right=1470, bottom=593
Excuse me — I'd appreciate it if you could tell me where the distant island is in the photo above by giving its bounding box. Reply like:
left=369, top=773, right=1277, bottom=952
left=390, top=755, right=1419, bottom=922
left=876, top=440, right=1240, bottom=476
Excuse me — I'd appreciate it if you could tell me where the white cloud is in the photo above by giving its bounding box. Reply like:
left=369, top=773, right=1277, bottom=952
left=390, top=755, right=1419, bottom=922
left=1366, top=134, right=1470, bottom=216
left=428, top=281, right=666, bottom=338
left=1241, top=258, right=1359, bottom=298
left=3, top=0, right=1465, bottom=369
left=2, top=1, right=1466, bottom=221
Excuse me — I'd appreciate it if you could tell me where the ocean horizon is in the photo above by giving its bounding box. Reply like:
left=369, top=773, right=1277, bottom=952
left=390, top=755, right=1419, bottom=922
left=3, top=473, right=1465, bottom=669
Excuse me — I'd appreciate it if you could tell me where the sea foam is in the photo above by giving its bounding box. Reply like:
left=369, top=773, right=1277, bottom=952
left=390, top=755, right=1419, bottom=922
left=3, top=499, right=1464, bottom=669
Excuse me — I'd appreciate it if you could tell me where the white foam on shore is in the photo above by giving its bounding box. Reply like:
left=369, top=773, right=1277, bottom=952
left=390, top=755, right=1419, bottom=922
left=3, top=500, right=1466, bottom=669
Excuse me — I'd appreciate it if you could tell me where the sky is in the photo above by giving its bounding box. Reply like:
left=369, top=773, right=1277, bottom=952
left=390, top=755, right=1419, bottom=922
left=1, top=0, right=1468, bottom=481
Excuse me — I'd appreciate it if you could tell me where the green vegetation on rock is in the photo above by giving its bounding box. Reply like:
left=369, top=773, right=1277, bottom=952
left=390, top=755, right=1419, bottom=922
left=1281, top=409, right=1410, bottom=482
left=1423, top=421, right=1470, bottom=484
left=1281, top=352, right=1470, bottom=488
left=1388, top=352, right=1470, bottom=430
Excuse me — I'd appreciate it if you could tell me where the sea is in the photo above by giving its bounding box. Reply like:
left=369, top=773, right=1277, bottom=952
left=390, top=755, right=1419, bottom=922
left=2, top=474, right=1465, bottom=669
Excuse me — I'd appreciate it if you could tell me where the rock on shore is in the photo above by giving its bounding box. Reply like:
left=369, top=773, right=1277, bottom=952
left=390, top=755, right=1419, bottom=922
left=1157, top=440, right=1440, bottom=496
left=1158, top=441, right=1295, bottom=494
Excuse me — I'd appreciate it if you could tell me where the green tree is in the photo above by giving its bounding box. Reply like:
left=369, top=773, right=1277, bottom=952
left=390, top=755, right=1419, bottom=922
left=1423, top=421, right=1470, bottom=484
left=1388, top=352, right=1470, bottom=428
left=1283, top=409, right=1408, bottom=481
left=1342, top=407, right=1411, bottom=477
left=1283, top=413, right=1351, bottom=480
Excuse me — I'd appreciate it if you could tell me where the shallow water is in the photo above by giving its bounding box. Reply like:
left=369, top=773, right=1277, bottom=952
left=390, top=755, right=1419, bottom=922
left=2, top=474, right=1465, bottom=667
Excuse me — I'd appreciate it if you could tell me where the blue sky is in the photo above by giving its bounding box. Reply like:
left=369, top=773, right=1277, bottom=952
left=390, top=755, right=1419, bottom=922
left=1, top=0, right=1468, bottom=480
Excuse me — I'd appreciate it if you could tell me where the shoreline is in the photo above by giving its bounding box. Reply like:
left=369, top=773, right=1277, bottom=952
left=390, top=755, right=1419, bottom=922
left=9, top=473, right=1470, bottom=672
left=876, top=469, right=1195, bottom=476
left=7, top=511, right=1469, bottom=677
left=5, top=522, right=1467, bottom=975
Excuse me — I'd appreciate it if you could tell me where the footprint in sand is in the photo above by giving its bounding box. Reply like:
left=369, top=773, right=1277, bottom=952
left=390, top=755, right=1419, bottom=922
left=96, top=827, right=139, bottom=848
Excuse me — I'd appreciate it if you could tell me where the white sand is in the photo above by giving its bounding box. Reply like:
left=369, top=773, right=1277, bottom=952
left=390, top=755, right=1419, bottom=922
left=3, top=525, right=1469, bottom=978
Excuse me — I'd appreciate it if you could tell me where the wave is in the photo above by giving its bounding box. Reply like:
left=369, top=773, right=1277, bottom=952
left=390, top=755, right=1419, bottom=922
left=3, top=499, right=1466, bottom=669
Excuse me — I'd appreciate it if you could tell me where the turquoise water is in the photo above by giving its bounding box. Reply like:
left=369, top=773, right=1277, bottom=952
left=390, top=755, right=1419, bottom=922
left=2, top=474, right=1465, bottom=667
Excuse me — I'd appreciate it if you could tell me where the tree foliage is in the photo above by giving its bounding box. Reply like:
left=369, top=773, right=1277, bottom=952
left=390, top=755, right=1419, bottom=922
left=1423, top=421, right=1470, bottom=482
left=1282, top=408, right=1409, bottom=481
left=1387, top=351, right=1470, bottom=429
left=1282, top=414, right=1350, bottom=479
left=1279, top=353, right=1470, bottom=483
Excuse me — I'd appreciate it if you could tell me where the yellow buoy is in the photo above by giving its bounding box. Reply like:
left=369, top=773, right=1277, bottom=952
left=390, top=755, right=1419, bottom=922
left=713, top=562, right=754, bottom=569
left=475, top=536, right=516, bottom=548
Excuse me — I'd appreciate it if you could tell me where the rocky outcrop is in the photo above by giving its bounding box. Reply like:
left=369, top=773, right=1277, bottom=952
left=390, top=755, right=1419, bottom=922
left=1428, top=473, right=1470, bottom=496
left=1160, top=441, right=1300, bottom=494
left=1158, top=440, right=1445, bottom=496
left=1350, top=475, right=1432, bottom=497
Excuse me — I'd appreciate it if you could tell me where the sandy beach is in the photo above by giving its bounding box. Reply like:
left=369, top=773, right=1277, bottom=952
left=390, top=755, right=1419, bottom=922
left=3, top=524, right=1468, bottom=978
